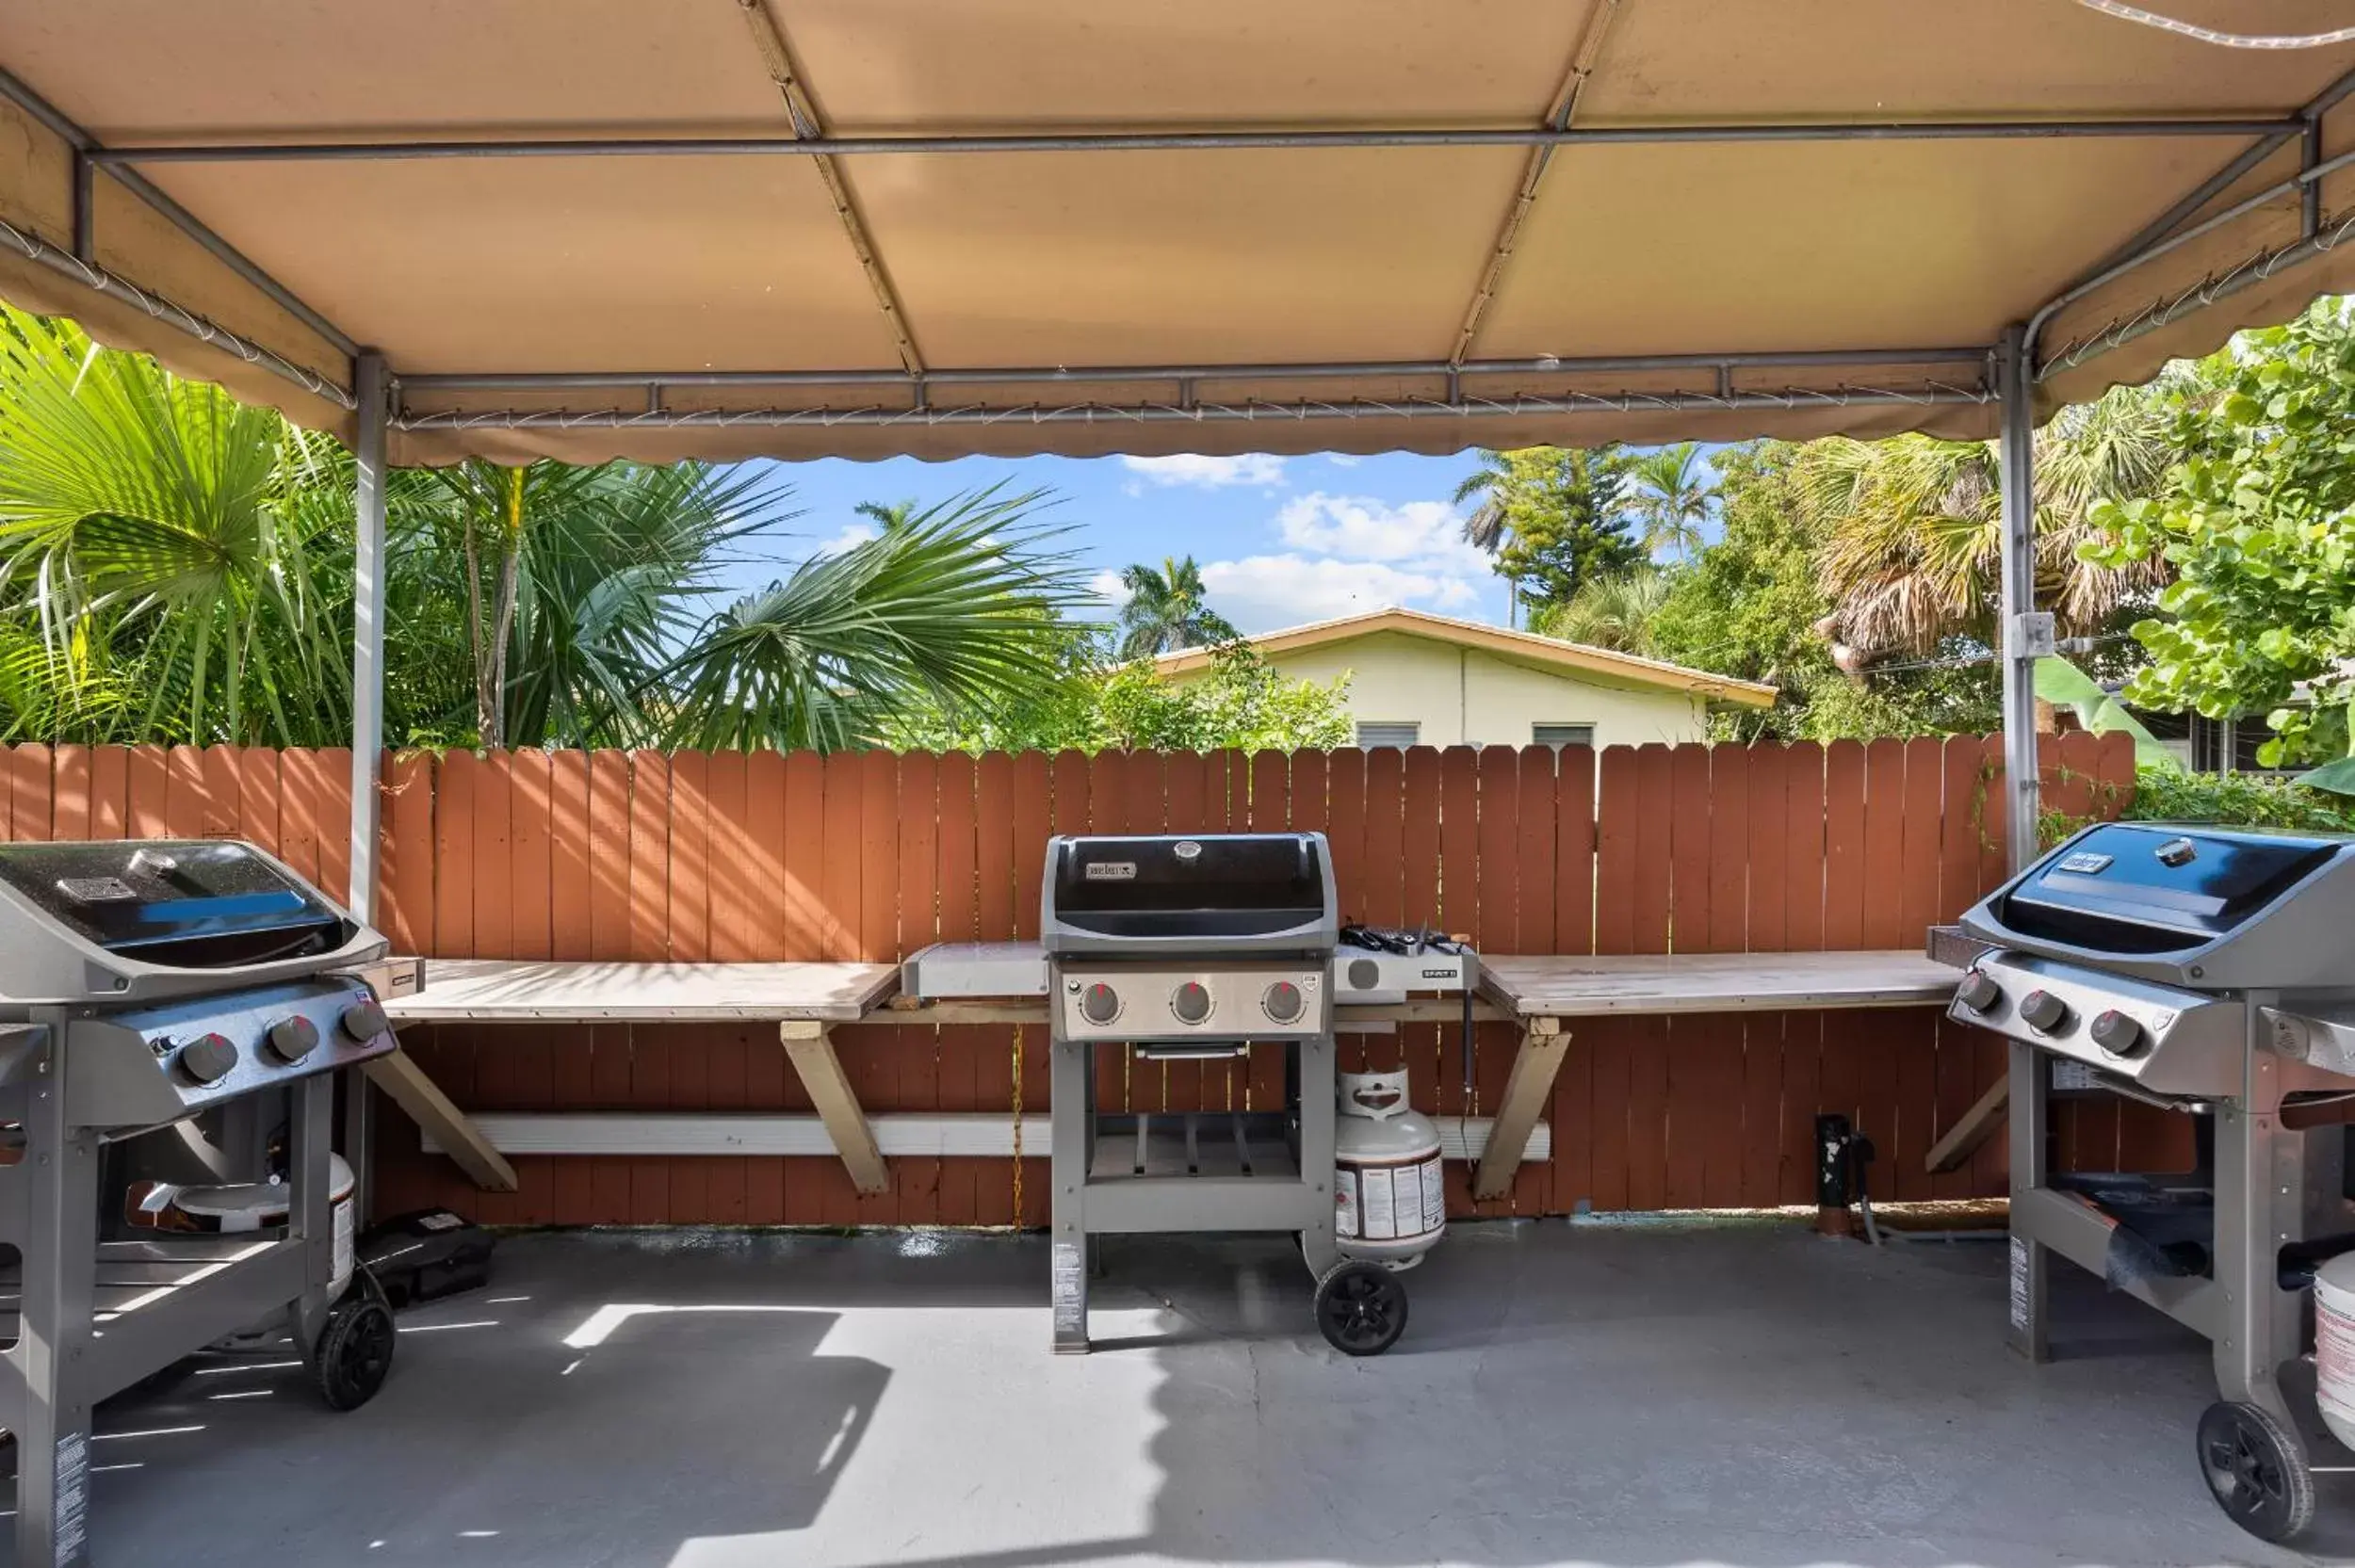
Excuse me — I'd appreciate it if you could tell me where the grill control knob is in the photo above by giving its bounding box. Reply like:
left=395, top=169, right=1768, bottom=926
left=1955, top=971, right=2002, bottom=1013
left=340, top=1000, right=389, bottom=1041
left=266, top=1015, right=320, bottom=1064
left=177, top=1033, right=238, bottom=1086
left=1080, top=982, right=1121, bottom=1026
left=1171, top=981, right=1212, bottom=1025
left=1262, top=980, right=1306, bottom=1024
left=2089, top=1010, right=2146, bottom=1057
left=1346, top=957, right=1381, bottom=992
left=2017, top=990, right=2071, bottom=1033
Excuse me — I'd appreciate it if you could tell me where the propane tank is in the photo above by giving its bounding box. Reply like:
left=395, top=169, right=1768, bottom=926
left=1333, top=1068, right=1446, bottom=1269
left=2317, top=1252, right=2355, bottom=1451
left=167, top=1153, right=361, bottom=1298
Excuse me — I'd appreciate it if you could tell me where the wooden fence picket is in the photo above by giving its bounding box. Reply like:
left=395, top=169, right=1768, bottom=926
left=0, top=733, right=2140, bottom=1222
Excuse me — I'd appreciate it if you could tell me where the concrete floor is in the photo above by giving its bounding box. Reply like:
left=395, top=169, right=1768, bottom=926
left=24, top=1220, right=2354, bottom=1568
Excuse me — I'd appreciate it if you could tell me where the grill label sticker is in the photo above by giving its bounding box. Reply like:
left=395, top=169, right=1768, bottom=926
left=1361, top=1166, right=1399, bottom=1239
left=54, top=1431, right=86, bottom=1566
left=1051, top=1240, right=1086, bottom=1342
left=1083, top=862, right=1136, bottom=881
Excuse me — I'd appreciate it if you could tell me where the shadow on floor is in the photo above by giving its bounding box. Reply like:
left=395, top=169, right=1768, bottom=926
left=34, top=1220, right=2353, bottom=1568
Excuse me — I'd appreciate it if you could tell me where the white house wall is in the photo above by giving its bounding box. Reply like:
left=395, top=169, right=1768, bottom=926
left=1240, top=632, right=1709, bottom=749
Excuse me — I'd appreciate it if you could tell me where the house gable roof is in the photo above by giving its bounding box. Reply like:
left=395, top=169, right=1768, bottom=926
left=1152, top=606, right=1778, bottom=709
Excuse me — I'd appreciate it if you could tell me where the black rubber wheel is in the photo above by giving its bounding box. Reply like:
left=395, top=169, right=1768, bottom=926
left=310, top=1272, right=397, bottom=1413
left=2197, top=1399, right=2314, bottom=1544
left=1314, top=1260, right=1407, bottom=1356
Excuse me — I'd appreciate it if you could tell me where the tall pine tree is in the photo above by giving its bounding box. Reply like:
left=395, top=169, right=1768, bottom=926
left=1467, top=446, right=1647, bottom=617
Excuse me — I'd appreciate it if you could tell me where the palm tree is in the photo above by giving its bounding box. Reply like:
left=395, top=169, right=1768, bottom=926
left=1797, top=377, right=2184, bottom=658
left=1628, top=443, right=1713, bottom=562
left=1114, top=555, right=1237, bottom=659
left=0, top=305, right=353, bottom=744
left=853, top=498, right=918, bottom=530
left=1528, top=568, right=1672, bottom=654
left=658, top=488, right=1087, bottom=752
left=403, top=459, right=801, bottom=749
left=1453, top=450, right=1520, bottom=552
left=0, top=303, right=1094, bottom=752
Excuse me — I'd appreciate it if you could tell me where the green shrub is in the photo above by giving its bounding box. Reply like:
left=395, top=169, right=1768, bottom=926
left=2122, top=768, right=2355, bottom=832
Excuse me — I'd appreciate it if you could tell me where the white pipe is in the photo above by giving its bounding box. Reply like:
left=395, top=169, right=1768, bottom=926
left=421, top=1111, right=1549, bottom=1163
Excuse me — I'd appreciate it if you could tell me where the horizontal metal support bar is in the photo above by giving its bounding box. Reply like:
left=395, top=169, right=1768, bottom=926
left=2027, top=137, right=2355, bottom=366
left=2012, top=1183, right=2219, bottom=1340
left=0, top=64, right=360, bottom=360
left=395, top=384, right=1990, bottom=433
left=2040, top=200, right=2355, bottom=377
left=91, top=117, right=2296, bottom=166
left=398, top=345, right=1988, bottom=393
left=1081, top=1176, right=1327, bottom=1235
left=0, top=213, right=354, bottom=408
left=419, top=1110, right=1549, bottom=1163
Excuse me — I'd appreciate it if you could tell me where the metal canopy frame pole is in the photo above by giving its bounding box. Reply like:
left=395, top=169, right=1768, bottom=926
left=347, top=351, right=389, bottom=923
left=1996, top=321, right=2054, bottom=1371
left=87, top=116, right=2298, bottom=166
left=1995, top=323, right=2042, bottom=876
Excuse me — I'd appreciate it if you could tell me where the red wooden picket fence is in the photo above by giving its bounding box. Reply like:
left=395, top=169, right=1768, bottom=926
left=0, top=733, right=2175, bottom=1227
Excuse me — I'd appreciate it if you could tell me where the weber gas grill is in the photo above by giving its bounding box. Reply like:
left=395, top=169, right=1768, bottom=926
left=1039, top=832, right=1415, bottom=1355
left=0, top=839, right=400, bottom=1568
left=1953, top=821, right=2355, bottom=1544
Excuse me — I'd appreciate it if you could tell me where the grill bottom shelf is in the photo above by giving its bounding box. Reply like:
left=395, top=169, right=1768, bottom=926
left=1088, top=1112, right=1296, bottom=1182
left=1078, top=1112, right=1324, bottom=1235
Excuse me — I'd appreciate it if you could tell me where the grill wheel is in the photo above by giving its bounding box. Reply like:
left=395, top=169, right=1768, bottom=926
left=1313, top=1259, right=1407, bottom=1356
left=2197, top=1399, right=2314, bottom=1543
left=309, top=1267, right=398, bottom=1413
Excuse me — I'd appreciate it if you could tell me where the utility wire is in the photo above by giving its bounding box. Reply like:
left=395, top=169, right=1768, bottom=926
left=1857, top=629, right=2137, bottom=678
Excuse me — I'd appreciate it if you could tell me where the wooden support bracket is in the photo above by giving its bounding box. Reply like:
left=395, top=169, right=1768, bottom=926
left=365, top=1047, right=518, bottom=1192
left=781, top=1020, right=891, bottom=1195
left=1472, top=1015, right=1566, bottom=1201
left=1925, top=1074, right=2010, bottom=1174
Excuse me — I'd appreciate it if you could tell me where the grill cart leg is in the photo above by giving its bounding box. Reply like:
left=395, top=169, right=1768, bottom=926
left=2201, top=1043, right=2315, bottom=1543
left=2006, top=1041, right=2051, bottom=1364
left=290, top=1073, right=336, bottom=1349
left=1049, top=1038, right=1091, bottom=1354
left=1295, top=1035, right=1341, bottom=1279
left=14, top=1023, right=101, bottom=1568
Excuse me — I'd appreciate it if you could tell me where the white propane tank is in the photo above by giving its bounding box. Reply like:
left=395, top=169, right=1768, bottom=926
left=170, top=1154, right=360, bottom=1297
left=1333, top=1068, right=1446, bottom=1269
left=2318, top=1252, right=2355, bottom=1451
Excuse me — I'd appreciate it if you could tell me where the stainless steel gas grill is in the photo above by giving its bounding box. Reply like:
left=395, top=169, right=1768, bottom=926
left=1952, top=821, right=2355, bottom=1544
left=0, top=839, right=399, bottom=1568
left=1039, top=832, right=1413, bottom=1356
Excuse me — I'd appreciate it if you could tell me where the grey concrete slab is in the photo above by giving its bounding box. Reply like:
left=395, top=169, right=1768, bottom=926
left=18, top=1220, right=2351, bottom=1568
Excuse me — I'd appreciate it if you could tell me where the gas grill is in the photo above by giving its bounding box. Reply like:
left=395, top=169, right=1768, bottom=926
left=1035, top=832, right=1421, bottom=1356
left=901, top=830, right=1475, bottom=1356
left=0, top=839, right=400, bottom=1568
left=1952, top=821, right=2355, bottom=1544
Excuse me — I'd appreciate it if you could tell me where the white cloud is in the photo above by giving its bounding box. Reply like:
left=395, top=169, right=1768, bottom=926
left=1088, top=569, right=1129, bottom=606
left=1274, top=492, right=1487, bottom=575
left=1324, top=454, right=1362, bottom=468
left=1119, top=453, right=1287, bottom=489
left=814, top=522, right=880, bottom=557
left=1198, top=556, right=1474, bottom=633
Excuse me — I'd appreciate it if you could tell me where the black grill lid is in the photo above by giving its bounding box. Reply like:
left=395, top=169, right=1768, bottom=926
left=1996, top=822, right=2338, bottom=952
left=1957, top=820, right=2355, bottom=988
left=0, top=839, right=347, bottom=969
left=1043, top=833, right=1335, bottom=950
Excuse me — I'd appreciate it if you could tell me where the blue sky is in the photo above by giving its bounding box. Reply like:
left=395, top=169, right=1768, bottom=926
left=714, top=450, right=1515, bottom=632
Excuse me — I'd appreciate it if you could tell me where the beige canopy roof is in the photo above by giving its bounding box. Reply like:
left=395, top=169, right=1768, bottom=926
left=4, top=1, right=2355, bottom=465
